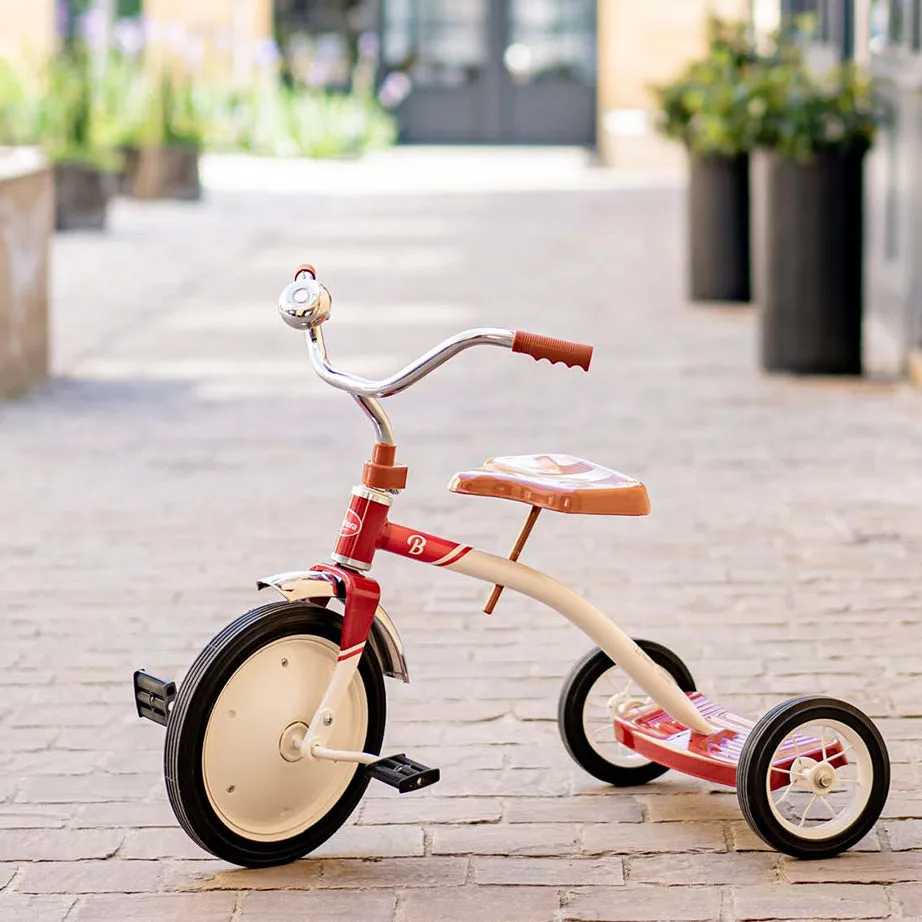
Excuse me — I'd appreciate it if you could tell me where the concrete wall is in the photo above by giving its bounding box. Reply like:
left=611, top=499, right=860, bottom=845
left=0, top=154, right=53, bottom=399
left=596, top=0, right=750, bottom=168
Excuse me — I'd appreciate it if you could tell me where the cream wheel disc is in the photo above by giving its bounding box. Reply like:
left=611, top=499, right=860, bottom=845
left=765, top=719, right=874, bottom=841
left=201, top=634, right=368, bottom=842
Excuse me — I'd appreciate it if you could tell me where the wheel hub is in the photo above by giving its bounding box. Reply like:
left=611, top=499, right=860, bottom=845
left=608, top=692, right=650, bottom=718
left=279, top=721, right=308, bottom=763
left=789, top=755, right=838, bottom=794
left=807, top=761, right=837, bottom=793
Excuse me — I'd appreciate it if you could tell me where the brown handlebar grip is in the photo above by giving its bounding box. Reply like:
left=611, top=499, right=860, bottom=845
left=511, top=331, right=593, bottom=371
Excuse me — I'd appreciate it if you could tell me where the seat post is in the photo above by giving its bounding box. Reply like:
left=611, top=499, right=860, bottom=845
left=483, top=506, right=541, bottom=614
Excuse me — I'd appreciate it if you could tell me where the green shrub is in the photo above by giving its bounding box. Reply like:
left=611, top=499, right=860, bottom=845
left=202, top=82, right=397, bottom=158
left=0, top=45, right=398, bottom=164
left=652, top=16, right=761, bottom=158
left=36, top=47, right=121, bottom=170
left=0, top=58, right=39, bottom=145
left=744, top=23, right=877, bottom=161
left=653, top=15, right=879, bottom=162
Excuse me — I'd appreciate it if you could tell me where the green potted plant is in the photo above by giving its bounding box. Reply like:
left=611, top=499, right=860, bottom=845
left=284, top=89, right=398, bottom=159
left=653, top=16, right=760, bottom=303
left=127, top=72, right=203, bottom=200
left=747, top=26, right=877, bottom=374
left=202, top=50, right=398, bottom=161
left=0, top=58, right=39, bottom=147
left=91, top=49, right=147, bottom=195
left=38, top=48, right=121, bottom=231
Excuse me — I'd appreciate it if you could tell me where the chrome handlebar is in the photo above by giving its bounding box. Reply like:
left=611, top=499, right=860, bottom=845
left=304, top=326, right=514, bottom=399
left=278, top=269, right=514, bottom=445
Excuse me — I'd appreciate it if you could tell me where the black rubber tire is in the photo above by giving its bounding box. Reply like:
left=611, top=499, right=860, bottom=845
left=558, top=639, right=696, bottom=786
left=737, top=696, right=890, bottom=860
left=164, top=601, right=386, bottom=868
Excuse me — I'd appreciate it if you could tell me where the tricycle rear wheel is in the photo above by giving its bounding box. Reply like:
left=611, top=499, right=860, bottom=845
left=737, top=696, right=889, bottom=859
left=558, top=639, right=695, bottom=786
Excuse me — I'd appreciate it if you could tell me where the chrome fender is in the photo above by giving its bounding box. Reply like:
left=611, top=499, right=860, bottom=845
left=256, top=570, right=409, bottom=683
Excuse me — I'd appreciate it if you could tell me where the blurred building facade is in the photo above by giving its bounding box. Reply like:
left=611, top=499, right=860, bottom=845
left=376, top=0, right=597, bottom=145
left=13, top=1, right=920, bottom=371
left=3, top=0, right=745, bottom=167
left=861, top=0, right=922, bottom=373
left=272, top=0, right=748, bottom=161
left=789, top=0, right=922, bottom=370
left=371, top=0, right=748, bottom=163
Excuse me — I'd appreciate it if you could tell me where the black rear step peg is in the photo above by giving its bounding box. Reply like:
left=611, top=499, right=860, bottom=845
left=368, top=754, right=440, bottom=793
left=134, top=669, right=176, bottom=727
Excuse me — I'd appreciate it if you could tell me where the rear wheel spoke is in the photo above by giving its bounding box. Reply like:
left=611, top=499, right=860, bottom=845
left=818, top=795, right=838, bottom=819
left=776, top=781, right=795, bottom=804
left=798, top=795, right=818, bottom=828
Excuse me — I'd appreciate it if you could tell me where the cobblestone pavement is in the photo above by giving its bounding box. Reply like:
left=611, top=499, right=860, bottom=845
left=2, top=154, right=922, bottom=922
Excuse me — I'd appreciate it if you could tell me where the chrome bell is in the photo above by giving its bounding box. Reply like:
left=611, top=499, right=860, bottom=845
left=278, top=274, right=332, bottom=331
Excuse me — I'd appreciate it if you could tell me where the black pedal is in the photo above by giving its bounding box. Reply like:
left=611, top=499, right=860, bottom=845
left=367, top=754, right=440, bottom=793
left=133, top=669, right=176, bottom=727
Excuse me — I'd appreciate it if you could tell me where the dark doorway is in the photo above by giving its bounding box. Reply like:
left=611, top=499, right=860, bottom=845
left=380, top=0, right=596, bottom=144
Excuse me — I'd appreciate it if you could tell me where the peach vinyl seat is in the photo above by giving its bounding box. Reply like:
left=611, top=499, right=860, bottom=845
left=448, top=453, right=650, bottom=516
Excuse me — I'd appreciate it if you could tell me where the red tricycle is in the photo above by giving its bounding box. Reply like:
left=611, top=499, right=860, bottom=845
left=134, top=265, right=889, bottom=866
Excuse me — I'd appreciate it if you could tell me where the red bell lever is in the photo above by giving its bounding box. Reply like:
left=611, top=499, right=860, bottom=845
left=511, top=331, right=593, bottom=371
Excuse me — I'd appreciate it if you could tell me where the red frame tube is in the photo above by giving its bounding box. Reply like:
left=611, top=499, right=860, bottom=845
left=324, top=488, right=471, bottom=655
left=378, top=521, right=472, bottom=567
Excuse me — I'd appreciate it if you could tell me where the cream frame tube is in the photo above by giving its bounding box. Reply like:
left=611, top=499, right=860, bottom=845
left=446, top=548, right=715, bottom=736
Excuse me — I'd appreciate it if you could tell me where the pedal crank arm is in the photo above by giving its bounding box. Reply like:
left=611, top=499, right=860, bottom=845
left=309, top=745, right=380, bottom=765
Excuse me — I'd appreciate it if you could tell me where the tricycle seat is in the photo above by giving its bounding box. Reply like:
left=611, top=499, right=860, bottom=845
left=448, top=453, right=650, bottom=516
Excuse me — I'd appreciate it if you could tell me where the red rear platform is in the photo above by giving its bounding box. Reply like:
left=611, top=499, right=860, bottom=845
left=613, top=693, right=840, bottom=788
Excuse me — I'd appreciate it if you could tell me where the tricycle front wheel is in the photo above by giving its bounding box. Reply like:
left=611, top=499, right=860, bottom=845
left=736, top=696, right=889, bottom=859
left=164, top=601, right=386, bottom=867
left=558, top=639, right=695, bottom=786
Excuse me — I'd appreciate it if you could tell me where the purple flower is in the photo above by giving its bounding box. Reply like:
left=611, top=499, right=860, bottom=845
left=56, top=0, right=69, bottom=37
left=358, top=31, right=379, bottom=58
left=79, top=5, right=107, bottom=51
left=378, top=71, right=412, bottom=108
left=114, top=18, right=145, bottom=57
left=307, top=61, right=331, bottom=87
left=255, top=37, right=280, bottom=69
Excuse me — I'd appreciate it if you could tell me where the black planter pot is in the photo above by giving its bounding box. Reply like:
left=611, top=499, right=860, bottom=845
left=760, top=149, right=865, bottom=375
left=54, top=162, right=114, bottom=231
left=118, top=145, right=139, bottom=195
left=130, top=145, right=201, bottom=200
left=688, top=153, right=751, bottom=302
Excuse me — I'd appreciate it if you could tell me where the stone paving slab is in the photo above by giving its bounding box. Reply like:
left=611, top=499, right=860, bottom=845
left=1, top=155, right=921, bottom=921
